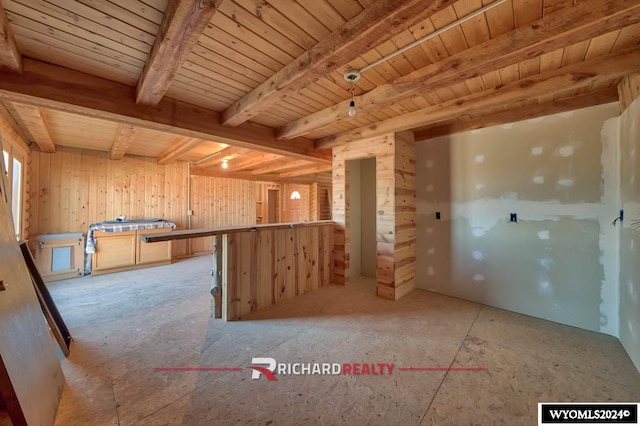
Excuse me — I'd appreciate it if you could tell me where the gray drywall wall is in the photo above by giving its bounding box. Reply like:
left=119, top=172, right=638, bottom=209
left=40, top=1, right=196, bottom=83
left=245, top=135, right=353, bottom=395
left=361, top=158, right=377, bottom=278
left=415, top=103, right=621, bottom=335
left=619, top=96, right=640, bottom=371
left=348, top=160, right=362, bottom=277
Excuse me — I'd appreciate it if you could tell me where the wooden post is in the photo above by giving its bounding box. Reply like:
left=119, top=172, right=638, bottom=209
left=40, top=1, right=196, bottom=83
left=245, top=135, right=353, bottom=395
left=211, top=235, right=222, bottom=319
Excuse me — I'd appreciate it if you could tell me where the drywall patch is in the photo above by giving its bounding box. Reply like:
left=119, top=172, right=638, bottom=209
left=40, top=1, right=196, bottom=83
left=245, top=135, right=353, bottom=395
left=472, top=228, right=486, bottom=237
left=475, top=155, right=485, bottom=163
left=475, top=183, right=486, bottom=190
left=473, top=274, right=485, bottom=282
left=538, top=280, right=553, bottom=296
left=558, top=178, right=574, bottom=187
left=538, top=230, right=550, bottom=240
left=427, top=248, right=435, bottom=255
left=531, top=147, right=544, bottom=156
left=472, top=250, right=484, bottom=260
left=533, top=176, right=545, bottom=184
left=559, top=146, right=575, bottom=157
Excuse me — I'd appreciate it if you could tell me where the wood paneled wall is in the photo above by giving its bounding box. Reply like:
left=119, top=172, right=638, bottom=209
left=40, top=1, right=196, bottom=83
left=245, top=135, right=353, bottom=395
left=332, top=131, right=416, bottom=300
left=28, top=147, right=256, bottom=257
left=224, top=223, right=334, bottom=320
left=189, top=175, right=256, bottom=254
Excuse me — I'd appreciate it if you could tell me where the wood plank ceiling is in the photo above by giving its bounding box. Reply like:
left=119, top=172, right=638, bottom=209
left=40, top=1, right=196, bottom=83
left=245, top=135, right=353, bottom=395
left=0, top=0, right=638, bottom=184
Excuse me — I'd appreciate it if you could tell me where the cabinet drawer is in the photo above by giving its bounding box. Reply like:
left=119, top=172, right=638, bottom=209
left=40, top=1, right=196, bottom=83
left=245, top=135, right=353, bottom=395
left=136, top=229, right=172, bottom=265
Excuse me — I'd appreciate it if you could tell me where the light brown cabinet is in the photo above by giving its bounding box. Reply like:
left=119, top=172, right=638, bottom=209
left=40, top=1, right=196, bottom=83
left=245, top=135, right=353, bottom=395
left=92, top=229, right=172, bottom=275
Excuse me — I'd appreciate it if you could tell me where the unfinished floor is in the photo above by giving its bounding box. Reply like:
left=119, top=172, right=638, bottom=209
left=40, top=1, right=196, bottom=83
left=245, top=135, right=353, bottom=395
left=49, top=256, right=640, bottom=425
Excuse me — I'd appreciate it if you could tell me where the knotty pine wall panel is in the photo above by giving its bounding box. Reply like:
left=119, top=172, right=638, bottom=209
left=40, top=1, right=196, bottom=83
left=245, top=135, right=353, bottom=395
left=332, top=131, right=416, bottom=300
left=28, top=147, right=256, bottom=257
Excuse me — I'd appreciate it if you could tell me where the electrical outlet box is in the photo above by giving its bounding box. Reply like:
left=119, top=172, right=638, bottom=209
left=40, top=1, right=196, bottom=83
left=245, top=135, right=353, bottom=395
left=435, top=212, right=441, bottom=220
left=620, top=209, right=624, bottom=222
left=510, top=213, right=517, bottom=223
left=187, top=210, right=194, bottom=216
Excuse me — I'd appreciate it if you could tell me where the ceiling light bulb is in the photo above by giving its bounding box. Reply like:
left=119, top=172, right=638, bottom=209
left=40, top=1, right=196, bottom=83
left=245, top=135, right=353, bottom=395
left=348, top=100, right=356, bottom=117
left=221, top=160, right=228, bottom=169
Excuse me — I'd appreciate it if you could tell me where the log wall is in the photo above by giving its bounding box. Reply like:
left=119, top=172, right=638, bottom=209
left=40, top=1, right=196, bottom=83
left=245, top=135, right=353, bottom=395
left=332, top=131, right=416, bottom=300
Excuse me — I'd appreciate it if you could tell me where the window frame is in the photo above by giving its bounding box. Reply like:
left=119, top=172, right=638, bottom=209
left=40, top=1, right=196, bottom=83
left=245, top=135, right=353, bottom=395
left=1, top=135, right=28, bottom=240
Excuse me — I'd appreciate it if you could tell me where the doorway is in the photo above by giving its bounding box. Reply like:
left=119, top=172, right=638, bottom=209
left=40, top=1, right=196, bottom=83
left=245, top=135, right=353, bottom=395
left=347, top=158, right=376, bottom=280
left=267, top=189, right=279, bottom=223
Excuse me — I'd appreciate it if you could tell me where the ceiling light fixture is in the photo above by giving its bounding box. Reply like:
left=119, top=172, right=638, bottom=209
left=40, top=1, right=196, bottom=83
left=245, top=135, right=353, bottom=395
left=221, top=159, right=229, bottom=169
left=344, top=70, right=360, bottom=118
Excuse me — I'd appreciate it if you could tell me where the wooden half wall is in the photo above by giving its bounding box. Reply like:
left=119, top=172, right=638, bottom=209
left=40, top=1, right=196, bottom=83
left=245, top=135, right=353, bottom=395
left=225, top=223, right=333, bottom=320
left=332, top=131, right=416, bottom=300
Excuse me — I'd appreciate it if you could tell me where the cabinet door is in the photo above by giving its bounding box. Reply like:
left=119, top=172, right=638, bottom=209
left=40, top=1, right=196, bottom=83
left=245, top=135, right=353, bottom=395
left=92, top=230, right=136, bottom=271
left=136, top=229, right=172, bottom=265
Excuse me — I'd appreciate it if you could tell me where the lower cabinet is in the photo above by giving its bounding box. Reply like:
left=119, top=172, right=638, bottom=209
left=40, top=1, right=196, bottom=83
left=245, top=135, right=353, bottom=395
left=30, top=233, right=85, bottom=282
left=92, top=229, right=172, bottom=275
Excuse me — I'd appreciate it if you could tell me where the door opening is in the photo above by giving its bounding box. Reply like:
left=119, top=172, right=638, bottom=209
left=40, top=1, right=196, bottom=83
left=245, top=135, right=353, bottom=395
left=347, top=158, right=376, bottom=281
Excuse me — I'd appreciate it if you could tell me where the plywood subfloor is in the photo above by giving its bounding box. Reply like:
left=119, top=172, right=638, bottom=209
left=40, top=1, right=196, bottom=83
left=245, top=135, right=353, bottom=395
left=49, top=256, right=640, bottom=425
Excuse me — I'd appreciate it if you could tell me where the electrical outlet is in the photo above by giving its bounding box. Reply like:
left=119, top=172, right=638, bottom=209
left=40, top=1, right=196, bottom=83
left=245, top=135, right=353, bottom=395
left=620, top=209, right=624, bottom=222
left=510, top=213, right=517, bottom=223
left=435, top=212, right=441, bottom=220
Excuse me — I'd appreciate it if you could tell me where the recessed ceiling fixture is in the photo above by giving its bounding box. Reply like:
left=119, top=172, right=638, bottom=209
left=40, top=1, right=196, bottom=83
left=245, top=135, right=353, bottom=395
left=344, top=70, right=360, bottom=117
left=221, top=159, right=229, bottom=169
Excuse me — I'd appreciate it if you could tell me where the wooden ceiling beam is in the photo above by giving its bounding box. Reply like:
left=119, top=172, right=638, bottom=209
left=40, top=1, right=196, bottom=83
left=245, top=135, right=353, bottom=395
left=413, top=87, right=620, bottom=140
left=278, top=164, right=333, bottom=178
left=227, top=153, right=283, bottom=171
left=319, top=48, right=640, bottom=148
left=221, top=0, right=457, bottom=127
left=251, top=159, right=315, bottom=175
left=110, top=124, right=139, bottom=160
left=0, top=102, right=29, bottom=153
left=280, top=0, right=640, bottom=139
left=193, top=145, right=245, bottom=168
left=136, top=0, right=223, bottom=106
left=0, top=58, right=330, bottom=163
left=11, top=103, right=55, bottom=153
left=191, top=167, right=331, bottom=185
left=0, top=0, right=21, bottom=72
left=157, top=136, right=203, bottom=164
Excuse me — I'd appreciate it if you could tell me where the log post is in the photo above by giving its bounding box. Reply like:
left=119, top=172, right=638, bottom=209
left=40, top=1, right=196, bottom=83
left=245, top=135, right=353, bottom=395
left=211, top=235, right=222, bottom=318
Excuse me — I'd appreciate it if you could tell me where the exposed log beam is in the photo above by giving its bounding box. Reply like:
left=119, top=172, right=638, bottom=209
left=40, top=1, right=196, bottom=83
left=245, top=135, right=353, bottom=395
left=191, top=166, right=332, bottom=185
left=413, top=87, right=620, bottom=140
left=319, top=48, right=640, bottom=148
left=0, top=0, right=21, bottom=72
left=251, top=159, right=316, bottom=175
left=194, top=146, right=246, bottom=168
left=221, top=0, right=457, bottom=127
left=0, top=58, right=330, bottom=163
left=278, top=164, right=333, bottom=178
left=110, top=123, right=139, bottom=160
left=0, top=102, right=29, bottom=153
left=227, top=153, right=283, bottom=171
left=157, top=136, right=203, bottom=164
left=11, top=103, right=55, bottom=153
left=618, top=73, right=640, bottom=113
left=280, top=0, right=640, bottom=139
left=136, top=0, right=223, bottom=105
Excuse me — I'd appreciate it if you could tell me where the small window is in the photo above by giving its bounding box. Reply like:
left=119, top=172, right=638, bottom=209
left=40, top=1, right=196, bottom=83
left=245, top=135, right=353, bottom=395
left=12, top=157, right=22, bottom=237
